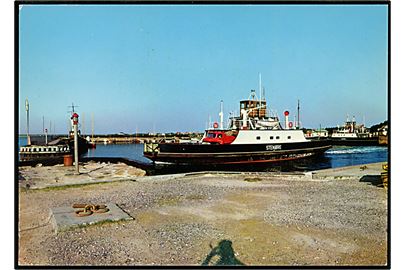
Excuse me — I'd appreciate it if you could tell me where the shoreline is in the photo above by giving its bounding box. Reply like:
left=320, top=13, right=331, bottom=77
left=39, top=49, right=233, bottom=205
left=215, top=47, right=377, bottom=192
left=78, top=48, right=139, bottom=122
left=18, top=161, right=388, bottom=266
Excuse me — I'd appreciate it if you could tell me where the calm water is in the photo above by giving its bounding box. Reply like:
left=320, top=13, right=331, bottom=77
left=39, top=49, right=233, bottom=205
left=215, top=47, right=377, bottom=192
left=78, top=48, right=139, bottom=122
left=18, top=137, right=388, bottom=173
left=83, top=143, right=388, bottom=173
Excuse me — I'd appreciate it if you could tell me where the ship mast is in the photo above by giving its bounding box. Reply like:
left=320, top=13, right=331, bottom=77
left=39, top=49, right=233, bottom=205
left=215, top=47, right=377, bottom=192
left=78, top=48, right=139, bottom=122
left=259, top=73, right=262, bottom=107
left=68, top=102, right=78, bottom=114
left=82, top=112, right=85, bottom=136
left=297, top=99, right=300, bottom=129
left=219, top=100, right=224, bottom=130
left=91, top=113, right=95, bottom=141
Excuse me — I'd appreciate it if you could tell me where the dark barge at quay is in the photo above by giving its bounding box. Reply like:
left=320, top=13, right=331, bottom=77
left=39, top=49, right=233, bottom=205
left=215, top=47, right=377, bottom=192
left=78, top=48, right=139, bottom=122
left=144, top=89, right=332, bottom=165
left=19, top=134, right=90, bottom=162
left=19, top=111, right=91, bottom=162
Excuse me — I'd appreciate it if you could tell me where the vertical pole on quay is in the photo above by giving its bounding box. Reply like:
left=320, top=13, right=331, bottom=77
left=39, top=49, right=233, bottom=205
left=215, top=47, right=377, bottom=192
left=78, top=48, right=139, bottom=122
left=72, top=112, right=80, bottom=175
left=45, top=128, right=48, bottom=145
left=25, top=98, right=31, bottom=145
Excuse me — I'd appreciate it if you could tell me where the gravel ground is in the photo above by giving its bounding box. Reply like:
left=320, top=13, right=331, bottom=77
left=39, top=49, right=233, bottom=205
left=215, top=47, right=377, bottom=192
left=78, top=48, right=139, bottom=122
left=18, top=166, right=388, bottom=266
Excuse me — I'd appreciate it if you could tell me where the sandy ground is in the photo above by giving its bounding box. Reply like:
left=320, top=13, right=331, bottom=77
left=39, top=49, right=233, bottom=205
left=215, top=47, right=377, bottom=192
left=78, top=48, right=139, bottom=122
left=18, top=162, right=388, bottom=266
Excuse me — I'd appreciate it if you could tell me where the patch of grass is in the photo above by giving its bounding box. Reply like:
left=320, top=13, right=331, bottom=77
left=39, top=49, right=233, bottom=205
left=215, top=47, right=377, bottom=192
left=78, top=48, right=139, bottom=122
left=185, top=194, right=207, bottom=200
left=114, top=169, right=126, bottom=176
left=19, top=187, right=31, bottom=193
left=29, top=181, right=115, bottom=192
left=244, top=177, right=262, bottom=182
left=136, top=211, right=165, bottom=225
left=161, top=194, right=208, bottom=204
left=156, top=196, right=182, bottom=206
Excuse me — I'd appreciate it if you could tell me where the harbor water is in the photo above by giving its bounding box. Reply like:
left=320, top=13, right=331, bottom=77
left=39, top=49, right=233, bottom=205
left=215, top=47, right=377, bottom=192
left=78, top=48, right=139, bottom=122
left=19, top=137, right=387, bottom=173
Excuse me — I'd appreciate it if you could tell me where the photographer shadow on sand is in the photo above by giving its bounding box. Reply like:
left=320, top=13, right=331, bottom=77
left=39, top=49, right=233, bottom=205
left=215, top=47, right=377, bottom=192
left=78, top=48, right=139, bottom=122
left=201, top=239, right=245, bottom=266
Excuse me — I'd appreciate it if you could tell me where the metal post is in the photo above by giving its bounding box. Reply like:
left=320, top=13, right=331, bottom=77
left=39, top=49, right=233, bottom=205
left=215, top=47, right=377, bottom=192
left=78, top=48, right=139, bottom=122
left=25, top=98, right=31, bottom=145
left=82, top=112, right=85, bottom=136
left=91, top=113, right=95, bottom=142
left=72, top=113, right=79, bottom=174
left=297, top=99, right=300, bottom=129
left=74, top=123, right=79, bottom=174
left=45, top=128, right=48, bottom=145
left=219, top=100, right=224, bottom=130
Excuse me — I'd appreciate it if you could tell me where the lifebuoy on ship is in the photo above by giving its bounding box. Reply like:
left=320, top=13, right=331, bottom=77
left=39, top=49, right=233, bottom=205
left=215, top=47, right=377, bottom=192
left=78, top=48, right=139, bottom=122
left=288, top=122, right=293, bottom=128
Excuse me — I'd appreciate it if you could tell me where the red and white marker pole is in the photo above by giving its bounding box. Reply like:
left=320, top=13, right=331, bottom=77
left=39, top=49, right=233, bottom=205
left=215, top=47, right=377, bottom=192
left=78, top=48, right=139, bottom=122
left=71, top=113, right=79, bottom=174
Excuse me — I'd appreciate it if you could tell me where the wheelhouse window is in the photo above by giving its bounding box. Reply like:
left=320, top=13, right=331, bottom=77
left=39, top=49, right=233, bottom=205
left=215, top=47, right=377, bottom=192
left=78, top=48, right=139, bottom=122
left=256, top=136, right=261, bottom=140
left=276, top=136, right=280, bottom=139
left=270, top=136, right=274, bottom=140
left=287, top=136, right=291, bottom=139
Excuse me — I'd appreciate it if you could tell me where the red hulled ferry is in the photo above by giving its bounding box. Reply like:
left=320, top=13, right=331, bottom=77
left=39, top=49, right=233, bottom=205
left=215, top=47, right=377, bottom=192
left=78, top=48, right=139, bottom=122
left=144, top=88, right=332, bottom=165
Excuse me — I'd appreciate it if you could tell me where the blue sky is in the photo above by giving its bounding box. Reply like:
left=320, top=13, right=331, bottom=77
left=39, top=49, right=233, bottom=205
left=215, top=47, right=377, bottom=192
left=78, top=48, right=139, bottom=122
left=19, top=4, right=388, bottom=134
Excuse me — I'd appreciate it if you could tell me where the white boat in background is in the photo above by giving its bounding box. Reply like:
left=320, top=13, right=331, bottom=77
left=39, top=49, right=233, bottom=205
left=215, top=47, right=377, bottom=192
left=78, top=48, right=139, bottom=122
left=330, top=116, right=379, bottom=146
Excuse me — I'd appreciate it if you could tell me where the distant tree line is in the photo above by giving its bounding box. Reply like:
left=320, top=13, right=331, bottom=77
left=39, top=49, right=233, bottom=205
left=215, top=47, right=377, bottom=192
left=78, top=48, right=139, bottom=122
left=369, top=120, right=388, bottom=133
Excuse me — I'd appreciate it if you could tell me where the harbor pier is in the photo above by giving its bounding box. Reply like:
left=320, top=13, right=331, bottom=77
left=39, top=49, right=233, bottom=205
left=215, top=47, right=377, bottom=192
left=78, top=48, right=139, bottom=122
left=18, top=161, right=388, bottom=266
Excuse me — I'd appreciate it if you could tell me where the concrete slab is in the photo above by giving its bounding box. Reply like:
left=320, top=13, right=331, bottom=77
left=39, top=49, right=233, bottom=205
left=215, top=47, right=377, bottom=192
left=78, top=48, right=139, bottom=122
left=50, top=203, right=133, bottom=233
left=311, top=162, right=385, bottom=180
left=19, top=161, right=146, bottom=190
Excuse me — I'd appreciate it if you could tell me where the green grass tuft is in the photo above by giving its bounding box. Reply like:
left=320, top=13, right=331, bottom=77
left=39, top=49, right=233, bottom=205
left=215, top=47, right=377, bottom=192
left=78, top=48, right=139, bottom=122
left=244, top=177, right=262, bottom=182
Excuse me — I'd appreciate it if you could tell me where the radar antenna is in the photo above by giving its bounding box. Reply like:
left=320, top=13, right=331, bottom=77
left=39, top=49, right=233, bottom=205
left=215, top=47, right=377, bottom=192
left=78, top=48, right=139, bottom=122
left=68, top=103, right=79, bottom=114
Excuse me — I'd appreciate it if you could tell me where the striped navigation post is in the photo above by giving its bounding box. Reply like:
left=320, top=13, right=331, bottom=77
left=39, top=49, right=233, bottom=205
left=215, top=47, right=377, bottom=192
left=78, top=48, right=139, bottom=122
left=71, top=112, right=80, bottom=174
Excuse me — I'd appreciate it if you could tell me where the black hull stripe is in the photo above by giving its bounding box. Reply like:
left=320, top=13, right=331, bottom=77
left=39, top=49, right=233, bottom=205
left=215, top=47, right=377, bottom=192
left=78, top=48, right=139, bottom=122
left=144, top=145, right=332, bottom=165
left=157, top=141, right=331, bottom=154
left=156, top=145, right=331, bottom=158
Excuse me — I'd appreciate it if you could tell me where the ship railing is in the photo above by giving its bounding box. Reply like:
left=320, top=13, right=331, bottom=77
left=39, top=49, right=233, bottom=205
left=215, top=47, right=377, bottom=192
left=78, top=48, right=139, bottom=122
left=19, top=145, right=71, bottom=154
left=144, top=142, right=159, bottom=153
left=229, top=118, right=282, bottom=130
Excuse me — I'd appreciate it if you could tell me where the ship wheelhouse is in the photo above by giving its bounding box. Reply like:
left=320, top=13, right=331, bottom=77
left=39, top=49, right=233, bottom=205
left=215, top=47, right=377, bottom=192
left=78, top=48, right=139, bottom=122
left=202, top=130, right=238, bottom=145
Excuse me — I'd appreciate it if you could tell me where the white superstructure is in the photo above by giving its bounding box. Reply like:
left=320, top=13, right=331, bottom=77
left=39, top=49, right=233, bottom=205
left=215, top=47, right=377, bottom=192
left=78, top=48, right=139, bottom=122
left=231, top=130, right=307, bottom=144
left=202, top=88, right=309, bottom=145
